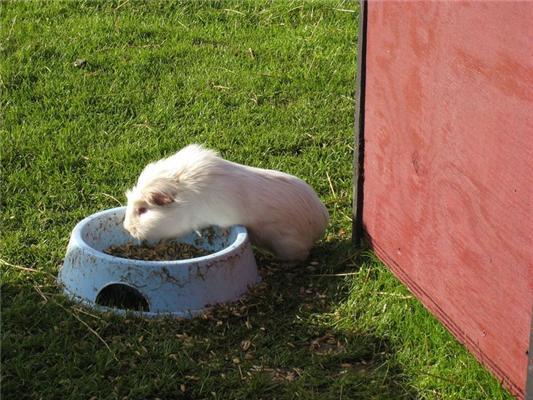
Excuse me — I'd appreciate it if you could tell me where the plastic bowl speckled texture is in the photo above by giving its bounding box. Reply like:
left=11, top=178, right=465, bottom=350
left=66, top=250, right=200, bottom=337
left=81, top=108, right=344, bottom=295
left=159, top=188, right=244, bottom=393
left=58, top=207, right=260, bottom=318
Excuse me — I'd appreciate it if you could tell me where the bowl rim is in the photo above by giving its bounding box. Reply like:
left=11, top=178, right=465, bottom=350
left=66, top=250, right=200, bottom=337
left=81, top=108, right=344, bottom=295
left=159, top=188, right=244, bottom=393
left=72, top=207, right=248, bottom=267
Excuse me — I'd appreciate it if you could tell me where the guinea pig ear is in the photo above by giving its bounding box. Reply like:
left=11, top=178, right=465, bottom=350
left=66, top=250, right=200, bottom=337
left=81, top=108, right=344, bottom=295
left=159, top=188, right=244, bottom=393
left=150, top=191, right=174, bottom=206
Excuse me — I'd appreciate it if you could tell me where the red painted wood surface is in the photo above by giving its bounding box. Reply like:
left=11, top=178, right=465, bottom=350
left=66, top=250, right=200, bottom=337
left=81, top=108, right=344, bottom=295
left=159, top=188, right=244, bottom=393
left=362, top=2, right=533, bottom=398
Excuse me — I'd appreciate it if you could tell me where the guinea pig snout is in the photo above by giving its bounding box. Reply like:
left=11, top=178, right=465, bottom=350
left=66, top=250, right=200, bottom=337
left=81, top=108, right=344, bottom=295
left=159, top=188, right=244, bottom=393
left=125, top=226, right=141, bottom=240
left=123, top=217, right=137, bottom=237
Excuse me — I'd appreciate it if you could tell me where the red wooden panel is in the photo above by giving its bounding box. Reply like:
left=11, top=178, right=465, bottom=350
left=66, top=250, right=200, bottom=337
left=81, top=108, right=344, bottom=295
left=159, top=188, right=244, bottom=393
left=363, top=2, right=533, bottom=398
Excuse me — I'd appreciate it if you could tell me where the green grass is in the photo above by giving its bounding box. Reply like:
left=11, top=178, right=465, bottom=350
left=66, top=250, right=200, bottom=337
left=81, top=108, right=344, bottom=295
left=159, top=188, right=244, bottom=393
left=1, top=1, right=512, bottom=399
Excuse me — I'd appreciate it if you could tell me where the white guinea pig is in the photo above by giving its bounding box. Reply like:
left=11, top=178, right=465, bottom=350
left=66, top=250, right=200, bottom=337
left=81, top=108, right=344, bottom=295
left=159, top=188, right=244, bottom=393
left=123, top=144, right=329, bottom=261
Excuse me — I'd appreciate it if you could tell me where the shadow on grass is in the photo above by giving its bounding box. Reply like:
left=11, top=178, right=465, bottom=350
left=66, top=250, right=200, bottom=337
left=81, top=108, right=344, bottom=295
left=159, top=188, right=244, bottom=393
left=1, top=239, right=418, bottom=400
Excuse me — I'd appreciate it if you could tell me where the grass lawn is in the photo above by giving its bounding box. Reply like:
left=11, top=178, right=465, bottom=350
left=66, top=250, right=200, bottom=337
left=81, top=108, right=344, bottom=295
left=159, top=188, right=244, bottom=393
left=1, top=1, right=512, bottom=399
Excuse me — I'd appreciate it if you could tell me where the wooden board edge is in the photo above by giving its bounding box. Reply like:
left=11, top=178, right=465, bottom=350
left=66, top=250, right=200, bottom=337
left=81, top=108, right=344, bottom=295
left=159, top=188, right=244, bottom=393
left=526, top=315, right=533, bottom=399
left=352, top=0, right=367, bottom=246
left=368, top=235, right=525, bottom=399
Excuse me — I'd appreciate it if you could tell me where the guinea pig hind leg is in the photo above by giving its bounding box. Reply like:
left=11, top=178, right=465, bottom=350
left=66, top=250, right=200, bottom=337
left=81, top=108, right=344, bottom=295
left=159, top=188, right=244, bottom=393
left=271, top=237, right=311, bottom=263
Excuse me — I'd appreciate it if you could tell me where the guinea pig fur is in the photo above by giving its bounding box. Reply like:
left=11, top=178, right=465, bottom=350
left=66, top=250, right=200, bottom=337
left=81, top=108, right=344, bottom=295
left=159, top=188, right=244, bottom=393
left=123, top=144, right=329, bottom=261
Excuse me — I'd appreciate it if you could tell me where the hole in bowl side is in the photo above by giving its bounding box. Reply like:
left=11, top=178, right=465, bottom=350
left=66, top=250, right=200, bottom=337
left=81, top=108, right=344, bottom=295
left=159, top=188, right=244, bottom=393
left=95, top=283, right=150, bottom=312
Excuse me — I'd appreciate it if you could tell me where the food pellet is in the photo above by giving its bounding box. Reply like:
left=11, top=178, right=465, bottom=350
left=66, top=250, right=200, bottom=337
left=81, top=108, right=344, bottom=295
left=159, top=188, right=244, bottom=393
left=104, top=240, right=210, bottom=261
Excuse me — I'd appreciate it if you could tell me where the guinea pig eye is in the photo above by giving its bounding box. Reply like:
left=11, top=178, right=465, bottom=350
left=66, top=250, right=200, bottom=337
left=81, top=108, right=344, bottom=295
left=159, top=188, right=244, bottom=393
left=138, top=207, right=147, bottom=215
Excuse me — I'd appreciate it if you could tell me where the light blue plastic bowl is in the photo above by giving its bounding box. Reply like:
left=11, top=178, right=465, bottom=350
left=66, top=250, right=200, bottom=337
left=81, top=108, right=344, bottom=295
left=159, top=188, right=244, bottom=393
left=58, top=207, right=260, bottom=318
